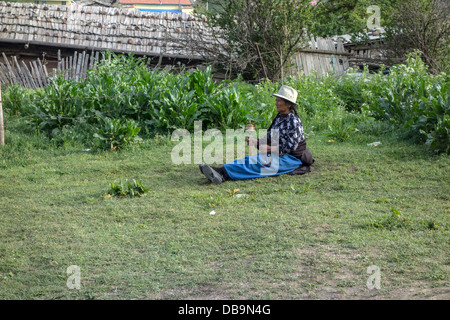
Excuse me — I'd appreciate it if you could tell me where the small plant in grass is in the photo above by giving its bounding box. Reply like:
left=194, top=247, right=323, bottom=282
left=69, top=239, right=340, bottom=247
left=365, top=206, right=409, bottom=230
left=106, top=179, right=149, bottom=198
left=292, top=184, right=317, bottom=194
left=422, top=219, right=440, bottom=231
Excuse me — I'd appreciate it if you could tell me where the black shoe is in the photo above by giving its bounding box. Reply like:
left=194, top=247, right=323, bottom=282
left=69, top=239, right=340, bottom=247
left=199, top=163, right=224, bottom=185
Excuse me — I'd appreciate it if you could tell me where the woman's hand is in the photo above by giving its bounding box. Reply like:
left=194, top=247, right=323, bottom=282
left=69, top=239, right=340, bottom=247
left=258, top=144, right=270, bottom=155
left=259, top=144, right=278, bottom=156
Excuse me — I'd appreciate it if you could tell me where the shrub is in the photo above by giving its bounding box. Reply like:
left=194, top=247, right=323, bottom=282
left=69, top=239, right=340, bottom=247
left=1, top=84, right=34, bottom=116
left=332, top=67, right=371, bottom=112
left=407, top=81, right=449, bottom=154
left=93, top=118, right=143, bottom=151
left=360, top=52, right=449, bottom=153
left=286, top=73, right=349, bottom=132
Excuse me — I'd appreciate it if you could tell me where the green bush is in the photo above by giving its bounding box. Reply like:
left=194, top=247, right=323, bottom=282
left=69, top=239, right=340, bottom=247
left=93, top=118, right=143, bottom=151
left=1, top=84, right=34, bottom=117
left=360, top=52, right=449, bottom=153
left=407, top=81, right=449, bottom=154
left=332, top=67, right=371, bottom=112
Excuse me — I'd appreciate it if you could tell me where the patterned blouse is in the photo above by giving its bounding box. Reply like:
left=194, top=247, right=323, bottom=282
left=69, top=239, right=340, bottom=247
left=258, top=112, right=305, bottom=156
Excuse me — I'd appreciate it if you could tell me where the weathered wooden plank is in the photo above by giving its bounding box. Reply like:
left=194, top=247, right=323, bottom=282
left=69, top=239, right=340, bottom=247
left=89, top=50, right=95, bottom=70
left=337, top=39, right=345, bottom=53
left=60, top=55, right=65, bottom=77
left=21, top=60, right=36, bottom=88
left=69, top=55, right=73, bottom=79
left=64, top=56, right=68, bottom=80
left=31, top=61, right=43, bottom=88
left=72, top=51, right=78, bottom=79
left=12, top=56, right=27, bottom=87
left=82, top=52, right=89, bottom=78
left=57, top=49, right=62, bottom=72
left=2, top=53, right=18, bottom=85
left=305, top=54, right=313, bottom=76
left=0, top=63, right=10, bottom=85
left=0, top=62, right=12, bottom=85
left=310, top=38, right=316, bottom=50
left=75, top=52, right=83, bottom=81
left=42, top=60, right=49, bottom=78
left=36, top=58, right=47, bottom=86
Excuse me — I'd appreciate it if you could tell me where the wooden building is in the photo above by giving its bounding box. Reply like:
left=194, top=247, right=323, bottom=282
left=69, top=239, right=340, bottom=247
left=291, top=37, right=351, bottom=78
left=336, top=29, right=389, bottom=71
left=0, top=1, right=357, bottom=87
left=0, top=0, right=209, bottom=84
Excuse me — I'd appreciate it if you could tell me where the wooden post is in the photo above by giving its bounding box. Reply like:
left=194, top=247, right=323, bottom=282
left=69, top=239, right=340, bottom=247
left=21, top=61, right=36, bottom=89
left=57, top=49, right=62, bottom=73
left=37, top=58, right=47, bottom=86
left=2, top=53, right=17, bottom=85
left=13, top=56, right=26, bottom=87
left=32, top=61, right=43, bottom=88
left=0, top=83, right=5, bottom=146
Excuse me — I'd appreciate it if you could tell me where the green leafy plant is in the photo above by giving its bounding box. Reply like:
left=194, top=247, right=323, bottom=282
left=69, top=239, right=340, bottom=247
left=325, top=123, right=354, bottom=142
left=407, top=81, right=449, bottom=154
left=31, top=78, right=88, bottom=133
left=360, top=52, right=449, bottom=153
left=4, top=50, right=448, bottom=155
left=107, top=179, right=149, bottom=198
left=94, top=118, right=142, bottom=150
left=203, top=84, right=251, bottom=130
left=2, top=84, right=34, bottom=116
left=332, top=67, right=371, bottom=112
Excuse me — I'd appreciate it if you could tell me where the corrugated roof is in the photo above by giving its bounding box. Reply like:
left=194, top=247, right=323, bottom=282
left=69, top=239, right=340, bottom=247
left=0, top=1, right=209, bottom=59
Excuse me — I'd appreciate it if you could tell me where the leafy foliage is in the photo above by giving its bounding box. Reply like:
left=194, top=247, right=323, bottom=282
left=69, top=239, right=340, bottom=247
left=361, top=52, right=449, bottom=153
left=94, top=118, right=143, bottom=151
left=384, top=0, right=450, bottom=73
left=107, top=179, right=150, bottom=198
left=2, top=51, right=448, bottom=154
left=194, top=0, right=315, bottom=81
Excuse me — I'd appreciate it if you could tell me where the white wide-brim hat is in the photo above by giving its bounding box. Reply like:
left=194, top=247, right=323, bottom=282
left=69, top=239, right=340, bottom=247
left=273, top=85, right=298, bottom=106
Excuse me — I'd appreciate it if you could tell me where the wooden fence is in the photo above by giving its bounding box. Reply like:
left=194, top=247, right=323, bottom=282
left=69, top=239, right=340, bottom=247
left=0, top=50, right=102, bottom=88
left=0, top=37, right=352, bottom=88
left=291, top=37, right=351, bottom=77
left=56, top=50, right=102, bottom=81
left=0, top=52, right=50, bottom=88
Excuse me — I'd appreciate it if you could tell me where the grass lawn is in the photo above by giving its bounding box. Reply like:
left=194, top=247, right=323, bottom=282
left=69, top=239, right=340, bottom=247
left=0, top=124, right=449, bottom=300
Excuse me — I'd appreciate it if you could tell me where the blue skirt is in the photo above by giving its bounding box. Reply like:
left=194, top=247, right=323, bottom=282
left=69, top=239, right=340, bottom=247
left=223, top=153, right=302, bottom=180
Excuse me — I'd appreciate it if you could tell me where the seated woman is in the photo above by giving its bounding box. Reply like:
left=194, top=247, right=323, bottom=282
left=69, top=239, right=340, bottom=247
left=199, top=85, right=314, bottom=184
